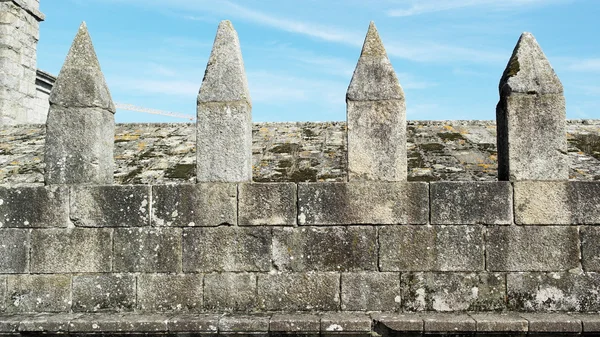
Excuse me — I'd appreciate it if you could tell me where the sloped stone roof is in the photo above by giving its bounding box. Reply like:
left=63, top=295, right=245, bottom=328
left=1, top=120, right=599, bottom=185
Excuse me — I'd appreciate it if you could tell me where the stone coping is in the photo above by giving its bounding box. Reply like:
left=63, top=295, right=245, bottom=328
left=0, top=312, right=598, bottom=334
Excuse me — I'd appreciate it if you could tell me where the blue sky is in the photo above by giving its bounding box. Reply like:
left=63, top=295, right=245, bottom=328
left=37, top=0, right=600, bottom=123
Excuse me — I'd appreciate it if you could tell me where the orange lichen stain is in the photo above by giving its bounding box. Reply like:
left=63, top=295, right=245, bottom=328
left=443, top=125, right=455, bottom=132
left=489, top=155, right=497, bottom=161
left=115, top=134, right=140, bottom=141
left=578, top=151, right=584, bottom=155
left=137, top=142, right=146, bottom=151
left=478, top=163, right=491, bottom=169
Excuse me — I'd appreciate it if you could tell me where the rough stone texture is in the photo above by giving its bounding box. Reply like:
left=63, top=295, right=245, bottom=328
left=3, top=120, right=600, bottom=185
left=520, top=313, right=582, bottom=333
left=5, top=274, right=71, bottom=313
left=30, top=228, right=112, bottom=273
left=0, top=276, right=5, bottom=312
left=347, top=22, right=406, bottom=182
left=152, top=183, right=236, bottom=227
left=270, top=314, right=320, bottom=332
left=320, top=313, right=371, bottom=332
left=401, top=273, right=506, bottom=312
left=113, top=227, right=181, bottom=273
left=0, top=186, right=68, bottom=227
left=486, top=226, right=580, bottom=271
left=497, top=32, right=567, bottom=181
left=514, top=181, right=600, bottom=224
left=272, top=226, right=377, bottom=272
left=204, top=273, right=257, bottom=312
left=572, top=314, right=600, bottom=333
left=167, top=314, right=219, bottom=333
left=70, top=185, right=150, bottom=227
left=18, top=313, right=78, bottom=333
left=45, top=23, right=115, bottom=185
left=72, top=274, right=135, bottom=312
left=371, top=313, right=423, bottom=333
left=430, top=182, right=512, bottom=224
left=137, top=274, right=203, bottom=312
left=238, top=183, right=296, bottom=226
left=0, top=229, right=28, bottom=273
left=582, top=226, right=600, bottom=271
left=298, top=182, right=428, bottom=225
left=341, top=272, right=401, bottom=311
left=421, top=313, right=476, bottom=333
left=257, top=273, right=340, bottom=311
left=197, top=21, right=252, bottom=183
left=219, top=315, right=270, bottom=333
left=183, top=227, right=271, bottom=272
left=469, top=313, right=528, bottom=333
left=507, top=272, right=600, bottom=312
left=379, top=226, right=484, bottom=272
left=68, top=313, right=169, bottom=332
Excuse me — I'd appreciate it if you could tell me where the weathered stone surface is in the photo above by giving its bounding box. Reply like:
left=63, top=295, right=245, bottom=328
left=45, top=23, right=115, bottom=185
left=183, top=227, right=271, bottom=272
left=582, top=226, right=600, bottom=271
left=273, top=226, right=377, bottom=272
left=514, top=181, right=600, bottom=224
left=137, top=274, right=203, bottom=312
left=486, top=226, right=579, bottom=271
left=520, top=313, right=581, bottom=333
left=219, top=315, right=270, bottom=333
left=0, top=229, right=29, bottom=273
left=371, top=313, right=423, bottom=333
left=18, top=313, right=80, bottom=333
left=421, top=313, right=476, bottom=333
left=469, top=313, right=528, bottom=332
left=298, top=182, right=428, bottom=225
left=152, top=183, right=236, bottom=226
left=113, top=227, right=181, bottom=273
left=379, top=226, right=484, bottom=272
left=507, top=272, right=600, bottom=312
left=204, top=273, right=256, bottom=312
left=6, top=274, right=71, bottom=312
left=0, top=186, right=68, bottom=227
left=347, top=22, right=405, bottom=181
left=270, top=314, right=320, bottom=332
left=30, top=228, right=112, bottom=273
left=72, top=274, right=135, bottom=312
left=167, top=314, right=219, bottom=333
left=571, top=314, right=600, bottom=333
left=70, top=185, right=150, bottom=227
left=238, top=183, right=296, bottom=226
left=321, top=313, right=371, bottom=333
left=68, top=313, right=168, bottom=332
left=497, top=32, right=567, bottom=181
left=257, top=273, right=340, bottom=311
left=401, top=273, right=506, bottom=312
left=341, top=272, right=401, bottom=311
left=197, top=21, right=252, bottom=183
left=0, top=276, right=5, bottom=312
left=430, top=182, right=512, bottom=224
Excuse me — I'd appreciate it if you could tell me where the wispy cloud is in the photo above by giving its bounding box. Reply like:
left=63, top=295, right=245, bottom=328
left=567, top=58, right=600, bottom=73
left=387, top=0, right=569, bottom=17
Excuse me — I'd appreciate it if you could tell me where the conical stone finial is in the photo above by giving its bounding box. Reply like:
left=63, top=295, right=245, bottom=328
left=346, top=22, right=407, bottom=181
left=496, top=32, right=567, bottom=181
left=197, top=20, right=252, bottom=182
left=45, top=22, right=115, bottom=185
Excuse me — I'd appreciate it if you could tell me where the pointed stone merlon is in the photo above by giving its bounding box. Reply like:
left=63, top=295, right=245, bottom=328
left=496, top=32, right=567, bottom=181
left=197, top=20, right=252, bottom=182
left=44, top=22, right=116, bottom=185
left=346, top=22, right=406, bottom=182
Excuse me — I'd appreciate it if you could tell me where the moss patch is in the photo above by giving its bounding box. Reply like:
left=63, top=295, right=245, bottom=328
left=271, top=143, right=300, bottom=154
left=438, top=132, right=465, bottom=141
left=572, top=134, right=600, bottom=160
left=165, top=164, right=195, bottom=179
left=420, top=143, right=445, bottom=152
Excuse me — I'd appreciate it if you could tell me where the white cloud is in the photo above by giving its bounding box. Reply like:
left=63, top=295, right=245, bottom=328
left=387, top=0, right=569, bottom=17
left=567, top=58, right=600, bottom=73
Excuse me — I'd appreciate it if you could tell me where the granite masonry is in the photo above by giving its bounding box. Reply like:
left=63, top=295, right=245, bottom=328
left=1, top=3, right=600, bottom=336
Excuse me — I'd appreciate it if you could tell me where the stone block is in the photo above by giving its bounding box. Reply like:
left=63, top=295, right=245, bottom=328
left=379, top=225, right=484, bottom=271
left=421, top=314, right=476, bottom=333
left=520, top=313, right=581, bottom=333
left=514, top=181, right=600, bottom=224
left=114, top=227, right=181, bottom=273
left=137, top=274, right=203, bottom=312
left=341, top=272, right=401, bottom=311
left=270, top=314, right=320, bottom=333
left=0, top=186, right=68, bottom=228
left=18, top=313, right=78, bottom=333
left=6, top=275, right=71, bottom=313
left=401, top=272, right=506, bottom=312
left=72, top=274, right=136, bottom=312
left=257, top=273, right=340, bottom=311
left=571, top=314, right=600, bottom=333
left=70, top=185, right=150, bottom=227
left=152, top=183, right=236, bottom=226
left=219, top=315, right=269, bottom=333
left=0, top=276, right=5, bottom=312
left=430, top=182, right=513, bottom=225
left=0, top=229, right=28, bottom=273
left=273, top=226, right=377, bottom=272
left=486, top=226, right=579, bottom=271
left=507, top=272, right=600, bottom=312
left=320, top=313, right=371, bottom=333
left=582, top=226, right=600, bottom=271
left=30, top=228, right=112, bottom=273
left=371, top=313, right=423, bottom=335
left=183, top=227, right=271, bottom=272
left=204, top=273, right=256, bottom=312
left=167, top=314, right=219, bottom=333
left=68, top=313, right=168, bottom=333
left=298, top=182, right=428, bottom=225
left=238, top=183, right=296, bottom=226
left=469, top=313, right=528, bottom=333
